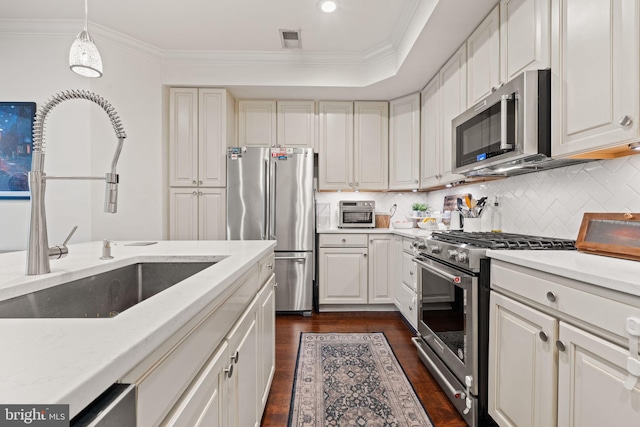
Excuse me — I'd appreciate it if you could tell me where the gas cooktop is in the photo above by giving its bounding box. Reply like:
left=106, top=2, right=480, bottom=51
left=430, top=231, right=576, bottom=250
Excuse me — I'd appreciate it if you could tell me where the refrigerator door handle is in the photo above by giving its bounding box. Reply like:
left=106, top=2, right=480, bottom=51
left=263, top=158, right=269, bottom=240
left=274, top=256, right=307, bottom=261
left=270, top=161, right=277, bottom=240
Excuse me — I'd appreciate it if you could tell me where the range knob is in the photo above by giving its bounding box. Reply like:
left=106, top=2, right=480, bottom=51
left=456, top=251, right=468, bottom=263
left=447, top=250, right=458, bottom=260
left=411, top=239, right=427, bottom=251
left=430, top=245, right=441, bottom=254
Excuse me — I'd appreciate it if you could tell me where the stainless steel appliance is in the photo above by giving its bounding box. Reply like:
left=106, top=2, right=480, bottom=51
left=227, top=147, right=315, bottom=313
left=338, top=200, right=375, bottom=228
left=411, top=231, right=576, bottom=427
left=452, top=69, right=583, bottom=177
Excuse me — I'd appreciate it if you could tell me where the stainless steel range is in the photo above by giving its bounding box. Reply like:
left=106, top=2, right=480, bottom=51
left=411, top=231, right=576, bottom=427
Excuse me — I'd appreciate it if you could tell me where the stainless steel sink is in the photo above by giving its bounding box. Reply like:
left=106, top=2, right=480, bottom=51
left=0, top=261, right=217, bottom=318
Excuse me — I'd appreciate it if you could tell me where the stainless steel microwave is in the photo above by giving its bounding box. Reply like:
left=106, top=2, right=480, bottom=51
left=452, top=69, right=556, bottom=176
left=338, top=200, right=375, bottom=228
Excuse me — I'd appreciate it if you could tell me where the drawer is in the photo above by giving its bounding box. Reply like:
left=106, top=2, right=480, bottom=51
left=319, top=233, right=368, bottom=247
left=402, top=251, right=417, bottom=291
left=397, top=282, right=418, bottom=329
left=258, top=253, right=275, bottom=287
left=402, top=237, right=414, bottom=253
left=492, top=261, right=640, bottom=342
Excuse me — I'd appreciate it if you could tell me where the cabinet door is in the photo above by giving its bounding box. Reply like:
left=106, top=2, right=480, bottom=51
left=557, top=322, right=640, bottom=427
left=489, top=292, right=557, bottom=427
left=199, top=189, right=226, bottom=240
left=551, top=0, right=640, bottom=157
left=318, top=102, right=354, bottom=191
left=277, top=101, right=315, bottom=148
left=397, top=282, right=418, bottom=330
left=238, top=100, right=277, bottom=147
left=467, top=5, right=501, bottom=106
left=227, top=299, right=259, bottom=427
left=439, top=45, right=468, bottom=184
left=420, top=75, right=442, bottom=189
left=162, top=342, right=229, bottom=427
left=258, top=276, right=276, bottom=414
left=199, top=89, right=229, bottom=187
left=318, top=247, right=367, bottom=304
left=170, top=188, right=199, bottom=240
left=368, top=235, right=394, bottom=304
left=169, top=88, right=198, bottom=187
left=354, top=101, right=389, bottom=191
left=389, top=93, right=420, bottom=190
left=401, top=252, right=417, bottom=292
left=500, top=0, right=551, bottom=83
left=393, top=236, right=403, bottom=307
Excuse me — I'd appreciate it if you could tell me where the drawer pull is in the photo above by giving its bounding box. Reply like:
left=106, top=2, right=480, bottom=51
left=342, top=238, right=346, bottom=243
left=556, top=341, right=566, bottom=352
left=539, top=331, right=548, bottom=342
left=267, top=263, right=273, bottom=269
left=363, top=253, right=367, bottom=258
left=232, top=351, right=239, bottom=364
left=409, top=271, right=414, bottom=275
left=546, top=291, right=557, bottom=303
left=224, top=363, right=234, bottom=378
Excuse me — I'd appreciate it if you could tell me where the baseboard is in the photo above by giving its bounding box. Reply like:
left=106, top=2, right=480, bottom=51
left=318, top=304, right=397, bottom=312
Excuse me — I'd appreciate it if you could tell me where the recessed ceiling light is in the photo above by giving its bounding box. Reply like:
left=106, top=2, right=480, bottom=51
left=319, top=1, right=337, bottom=13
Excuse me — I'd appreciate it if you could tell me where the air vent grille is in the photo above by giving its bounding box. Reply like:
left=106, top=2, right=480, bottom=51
left=279, top=29, right=302, bottom=49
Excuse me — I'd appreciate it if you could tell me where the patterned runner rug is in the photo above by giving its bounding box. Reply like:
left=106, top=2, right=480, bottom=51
left=288, top=332, right=434, bottom=427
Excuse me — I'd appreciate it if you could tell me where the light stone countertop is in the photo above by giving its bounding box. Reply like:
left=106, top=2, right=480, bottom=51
left=0, top=240, right=275, bottom=418
left=486, top=250, right=640, bottom=298
left=317, top=227, right=434, bottom=239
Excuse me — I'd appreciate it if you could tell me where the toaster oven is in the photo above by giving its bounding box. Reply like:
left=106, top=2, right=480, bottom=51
left=338, top=201, right=375, bottom=228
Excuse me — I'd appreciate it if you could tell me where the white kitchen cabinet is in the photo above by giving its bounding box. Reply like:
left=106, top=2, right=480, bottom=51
left=420, top=75, right=441, bottom=189
left=368, top=234, right=394, bottom=304
left=557, top=322, right=640, bottom=427
left=489, top=292, right=557, bottom=427
left=394, top=237, right=418, bottom=329
left=389, top=93, right=420, bottom=190
left=318, top=246, right=368, bottom=304
left=238, top=100, right=277, bottom=147
left=467, top=5, right=501, bottom=106
left=354, top=101, right=389, bottom=190
left=227, top=297, right=259, bottom=427
left=277, top=100, right=315, bottom=149
left=500, top=0, right=551, bottom=83
left=551, top=0, right=640, bottom=158
left=318, top=102, right=354, bottom=191
left=169, top=88, right=233, bottom=188
left=170, top=188, right=226, bottom=240
left=489, top=259, right=640, bottom=427
left=257, top=275, right=276, bottom=414
left=393, top=236, right=403, bottom=307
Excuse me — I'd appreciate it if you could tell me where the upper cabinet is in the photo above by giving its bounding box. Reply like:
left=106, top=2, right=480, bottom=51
left=420, top=76, right=441, bottom=189
left=169, top=88, right=234, bottom=188
left=389, top=93, right=420, bottom=190
left=500, top=0, right=551, bottom=83
left=551, top=0, right=640, bottom=158
left=467, top=5, right=502, bottom=106
left=318, top=101, right=388, bottom=191
left=277, top=101, right=316, bottom=149
left=237, top=100, right=277, bottom=147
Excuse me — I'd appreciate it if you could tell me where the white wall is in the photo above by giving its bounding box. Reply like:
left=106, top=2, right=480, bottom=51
left=0, top=34, right=163, bottom=251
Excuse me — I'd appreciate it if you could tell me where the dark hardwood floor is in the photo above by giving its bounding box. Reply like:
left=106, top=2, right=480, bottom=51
left=261, top=311, right=466, bottom=427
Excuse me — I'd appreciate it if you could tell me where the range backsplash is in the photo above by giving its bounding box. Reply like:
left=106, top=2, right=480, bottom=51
left=316, top=154, right=640, bottom=239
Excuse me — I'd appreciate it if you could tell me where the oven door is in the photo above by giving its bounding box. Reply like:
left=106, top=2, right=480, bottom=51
left=414, top=256, right=478, bottom=395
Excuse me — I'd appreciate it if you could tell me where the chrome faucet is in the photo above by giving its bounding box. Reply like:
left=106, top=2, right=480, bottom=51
left=26, top=90, right=127, bottom=275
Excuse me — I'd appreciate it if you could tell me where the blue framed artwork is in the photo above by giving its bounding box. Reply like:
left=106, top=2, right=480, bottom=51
left=0, top=102, right=36, bottom=199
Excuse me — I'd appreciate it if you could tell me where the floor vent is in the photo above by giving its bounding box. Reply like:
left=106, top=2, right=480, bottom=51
left=280, top=29, right=302, bottom=49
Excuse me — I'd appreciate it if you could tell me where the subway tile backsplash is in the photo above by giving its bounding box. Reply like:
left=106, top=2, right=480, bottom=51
left=316, top=154, right=640, bottom=239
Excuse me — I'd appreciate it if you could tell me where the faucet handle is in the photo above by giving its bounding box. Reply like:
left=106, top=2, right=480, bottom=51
left=48, top=225, right=78, bottom=260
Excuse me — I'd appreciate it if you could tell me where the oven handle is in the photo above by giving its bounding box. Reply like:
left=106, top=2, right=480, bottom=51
left=412, top=337, right=466, bottom=401
left=413, top=257, right=472, bottom=284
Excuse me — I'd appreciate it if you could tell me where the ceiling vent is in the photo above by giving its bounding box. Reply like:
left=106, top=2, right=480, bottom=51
left=280, top=29, right=302, bottom=49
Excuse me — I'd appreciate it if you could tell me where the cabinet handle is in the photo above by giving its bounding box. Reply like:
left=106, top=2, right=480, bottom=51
left=556, top=340, right=566, bottom=352
left=546, top=291, right=557, bottom=303
left=224, top=363, right=234, bottom=378
left=409, top=271, right=414, bottom=275
left=274, top=282, right=278, bottom=288
left=199, top=180, right=203, bottom=185
left=619, top=115, right=633, bottom=127
left=267, top=263, right=273, bottom=269
left=355, top=182, right=359, bottom=186
left=539, top=331, right=548, bottom=342
left=370, top=239, right=373, bottom=243
left=199, top=192, right=203, bottom=196
left=409, top=305, right=413, bottom=311
left=192, top=191, right=197, bottom=196
left=232, top=351, right=239, bottom=364
left=363, top=253, right=367, bottom=258
left=348, top=182, right=353, bottom=187
left=342, top=238, right=346, bottom=243
left=414, top=179, right=418, bottom=184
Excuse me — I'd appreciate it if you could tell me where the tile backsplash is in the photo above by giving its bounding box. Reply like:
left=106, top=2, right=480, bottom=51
left=316, top=154, right=640, bottom=239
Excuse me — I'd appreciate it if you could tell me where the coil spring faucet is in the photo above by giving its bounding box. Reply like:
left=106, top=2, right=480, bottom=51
left=26, top=90, right=127, bottom=275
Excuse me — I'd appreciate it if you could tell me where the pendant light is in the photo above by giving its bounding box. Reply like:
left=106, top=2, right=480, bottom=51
left=69, top=0, right=103, bottom=78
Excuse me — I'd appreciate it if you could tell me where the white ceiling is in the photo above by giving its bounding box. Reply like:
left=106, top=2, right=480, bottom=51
left=1, top=0, right=499, bottom=99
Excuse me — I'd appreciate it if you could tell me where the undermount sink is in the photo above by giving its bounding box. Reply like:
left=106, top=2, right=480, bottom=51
left=0, top=261, right=218, bottom=319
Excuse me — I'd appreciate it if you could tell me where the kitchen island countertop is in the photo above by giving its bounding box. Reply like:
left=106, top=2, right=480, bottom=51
left=0, top=240, right=275, bottom=418
left=487, top=249, right=640, bottom=298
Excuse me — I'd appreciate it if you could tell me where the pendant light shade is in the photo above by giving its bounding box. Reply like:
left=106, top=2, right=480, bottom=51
left=69, top=0, right=103, bottom=78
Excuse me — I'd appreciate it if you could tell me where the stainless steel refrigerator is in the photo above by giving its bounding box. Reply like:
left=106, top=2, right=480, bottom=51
left=226, top=147, right=314, bottom=313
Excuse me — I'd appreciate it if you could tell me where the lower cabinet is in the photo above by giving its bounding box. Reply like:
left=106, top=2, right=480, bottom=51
left=257, top=276, right=276, bottom=414
left=394, top=237, right=418, bottom=328
left=489, top=260, right=640, bottom=427
left=169, top=188, right=226, bottom=240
